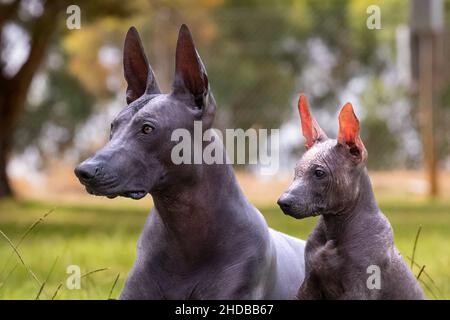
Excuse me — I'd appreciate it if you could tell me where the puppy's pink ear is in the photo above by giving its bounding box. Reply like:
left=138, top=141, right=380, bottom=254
left=298, top=95, right=327, bottom=149
left=337, top=103, right=367, bottom=162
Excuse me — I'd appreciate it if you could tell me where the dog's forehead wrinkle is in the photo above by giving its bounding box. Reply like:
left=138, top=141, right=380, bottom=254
left=111, top=113, right=132, bottom=136
left=295, top=140, right=336, bottom=175
left=114, top=94, right=161, bottom=124
left=119, top=94, right=167, bottom=123
left=114, top=106, right=134, bottom=123
left=137, top=94, right=173, bottom=117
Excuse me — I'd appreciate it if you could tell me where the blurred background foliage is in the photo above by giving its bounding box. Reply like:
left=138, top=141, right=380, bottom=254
left=0, top=0, right=450, bottom=191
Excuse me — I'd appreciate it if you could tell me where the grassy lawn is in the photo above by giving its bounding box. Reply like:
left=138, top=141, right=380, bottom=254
left=0, top=197, right=448, bottom=299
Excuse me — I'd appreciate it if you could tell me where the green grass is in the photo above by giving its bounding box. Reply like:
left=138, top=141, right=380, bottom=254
left=0, top=197, right=449, bottom=299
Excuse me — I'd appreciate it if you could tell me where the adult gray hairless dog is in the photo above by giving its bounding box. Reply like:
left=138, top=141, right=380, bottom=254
left=278, top=95, right=424, bottom=299
left=74, top=24, right=305, bottom=299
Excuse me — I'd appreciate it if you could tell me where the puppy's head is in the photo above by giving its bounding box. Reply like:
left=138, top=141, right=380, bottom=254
left=278, top=95, right=367, bottom=219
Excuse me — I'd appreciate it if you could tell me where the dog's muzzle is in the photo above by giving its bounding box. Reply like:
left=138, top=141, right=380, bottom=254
left=75, top=161, right=146, bottom=200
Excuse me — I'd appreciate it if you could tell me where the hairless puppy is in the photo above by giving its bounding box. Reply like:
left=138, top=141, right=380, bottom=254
left=278, top=95, right=425, bottom=300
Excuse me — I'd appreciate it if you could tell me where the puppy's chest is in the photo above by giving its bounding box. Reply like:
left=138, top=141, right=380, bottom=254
left=306, top=238, right=371, bottom=279
left=306, top=238, right=386, bottom=295
left=308, top=241, right=343, bottom=272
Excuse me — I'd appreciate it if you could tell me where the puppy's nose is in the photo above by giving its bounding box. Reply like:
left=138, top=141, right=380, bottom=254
left=75, top=162, right=100, bottom=182
left=277, top=194, right=294, bottom=212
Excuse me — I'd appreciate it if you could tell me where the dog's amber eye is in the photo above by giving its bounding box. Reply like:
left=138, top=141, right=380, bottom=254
left=142, top=124, right=153, bottom=134
left=314, top=169, right=326, bottom=178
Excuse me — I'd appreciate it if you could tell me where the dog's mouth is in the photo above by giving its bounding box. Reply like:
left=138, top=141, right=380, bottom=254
left=298, top=211, right=320, bottom=219
left=285, top=210, right=320, bottom=220
left=281, top=205, right=321, bottom=220
left=85, top=187, right=147, bottom=200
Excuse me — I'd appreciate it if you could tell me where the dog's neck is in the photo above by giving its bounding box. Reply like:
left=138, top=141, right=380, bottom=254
left=322, top=168, right=379, bottom=240
left=148, top=145, right=249, bottom=262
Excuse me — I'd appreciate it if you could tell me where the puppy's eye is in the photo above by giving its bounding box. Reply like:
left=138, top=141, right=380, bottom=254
left=314, top=169, right=326, bottom=179
left=142, top=124, right=153, bottom=134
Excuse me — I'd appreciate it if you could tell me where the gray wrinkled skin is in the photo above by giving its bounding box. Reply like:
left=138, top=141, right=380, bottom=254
left=279, top=138, right=425, bottom=300
left=75, top=25, right=305, bottom=300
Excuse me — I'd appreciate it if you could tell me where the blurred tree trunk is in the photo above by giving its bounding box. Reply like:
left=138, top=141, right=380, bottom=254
left=0, top=2, right=61, bottom=198
left=0, top=135, right=13, bottom=198
left=0, top=92, right=15, bottom=198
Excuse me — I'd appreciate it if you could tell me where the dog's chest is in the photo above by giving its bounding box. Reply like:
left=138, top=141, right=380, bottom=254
left=151, top=262, right=259, bottom=299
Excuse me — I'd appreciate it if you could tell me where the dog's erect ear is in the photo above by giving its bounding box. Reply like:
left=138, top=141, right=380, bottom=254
left=337, top=103, right=367, bottom=162
left=172, top=24, right=209, bottom=109
left=123, top=27, right=160, bottom=104
left=298, top=95, right=327, bottom=149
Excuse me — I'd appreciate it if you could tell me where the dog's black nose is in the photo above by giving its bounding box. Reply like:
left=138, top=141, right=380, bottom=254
left=75, top=162, right=99, bottom=182
left=277, top=195, right=293, bottom=212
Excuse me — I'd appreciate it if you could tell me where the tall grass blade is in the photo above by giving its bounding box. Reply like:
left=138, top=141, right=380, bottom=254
left=410, top=225, right=422, bottom=269
left=108, top=273, right=120, bottom=300
left=407, top=256, right=442, bottom=297
left=51, top=283, right=63, bottom=300
left=81, top=268, right=109, bottom=278
left=35, top=256, right=59, bottom=300
left=416, top=265, right=426, bottom=280
left=0, top=208, right=54, bottom=279
left=0, top=229, right=41, bottom=288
